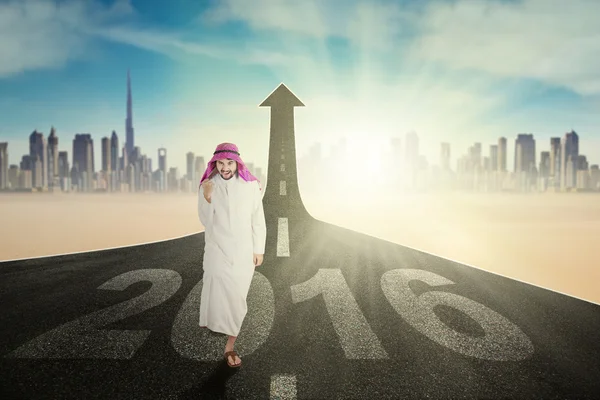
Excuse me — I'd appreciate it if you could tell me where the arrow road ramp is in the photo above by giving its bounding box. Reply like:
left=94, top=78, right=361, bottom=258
left=1, top=84, right=599, bottom=399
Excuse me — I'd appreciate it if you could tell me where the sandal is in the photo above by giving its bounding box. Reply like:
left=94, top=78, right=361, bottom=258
left=224, top=350, right=242, bottom=368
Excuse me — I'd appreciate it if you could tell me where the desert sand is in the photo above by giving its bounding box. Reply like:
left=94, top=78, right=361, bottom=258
left=1, top=190, right=599, bottom=305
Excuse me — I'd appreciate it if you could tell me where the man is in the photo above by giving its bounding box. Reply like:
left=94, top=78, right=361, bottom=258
left=197, top=142, right=267, bottom=368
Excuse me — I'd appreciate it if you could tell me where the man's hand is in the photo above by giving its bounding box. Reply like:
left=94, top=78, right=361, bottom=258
left=253, top=253, right=263, bottom=267
left=201, top=179, right=214, bottom=202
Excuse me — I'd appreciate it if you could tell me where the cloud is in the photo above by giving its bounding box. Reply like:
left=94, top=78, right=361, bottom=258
left=199, top=0, right=414, bottom=51
left=405, top=0, right=600, bottom=96
left=0, top=0, right=134, bottom=77
left=200, top=0, right=600, bottom=96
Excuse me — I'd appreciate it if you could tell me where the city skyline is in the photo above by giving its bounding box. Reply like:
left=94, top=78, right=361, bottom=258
left=0, top=68, right=596, bottom=187
left=0, top=0, right=599, bottom=178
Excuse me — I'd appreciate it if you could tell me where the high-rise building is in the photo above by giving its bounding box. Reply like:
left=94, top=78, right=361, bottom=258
left=195, top=156, right=205, bottom=183
left=549, top=137, right=560, bottom=178
left=125, top=69, right=135, bottom=158
left=110, top=131, right=119, bottom=172
left=101, top=136, right=111, bottom=172
left=514, top=134, right=536, bottom=173
left=560, top=130, right=579, bottom=189
left=186, top=152, right=195, bottom=182
left=73, top=134, right=95, bottom=191
left=8, top=165, right=18, bottom=190
left=497, top=137, right=507, bottom=172
left=441, top=142, right=451, bottom=170
left=58, top=151, right=69, bottom=178
left=472, top=142, right=482, bottom=170
left=0, top=142, right=8, bottom=190
left=158, top=148, right=167, bottom=174
left=29, top=130, right=48, bottom=188
left=489, top=144, right=498, bottom=171
left=48, top=127, right=58, bottom=187
left=540, top=151, right=550, bottom=178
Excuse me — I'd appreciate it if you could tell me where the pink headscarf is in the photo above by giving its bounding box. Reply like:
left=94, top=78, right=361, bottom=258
left=199, top=142, right=259, bottom=188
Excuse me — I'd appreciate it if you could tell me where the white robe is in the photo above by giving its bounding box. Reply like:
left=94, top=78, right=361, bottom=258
left=197, top=173, right=267, bottom=336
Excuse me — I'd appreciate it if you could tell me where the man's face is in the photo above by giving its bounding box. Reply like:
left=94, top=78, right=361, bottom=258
left=217, top=158, right=237, bottom=180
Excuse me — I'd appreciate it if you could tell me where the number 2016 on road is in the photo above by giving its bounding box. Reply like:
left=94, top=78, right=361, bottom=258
left=5, top=268, right=534, bottom=362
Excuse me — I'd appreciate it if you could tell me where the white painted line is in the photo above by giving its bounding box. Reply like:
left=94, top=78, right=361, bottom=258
left=277, top=218, right=290, bottom=257
left=0, top=231, right=203, bottom=264
left=270, top=375, right=296, bottom=400
left=280, top=181, right=287, bottom=196
left=342, top=229, right=600, bottom=307
left=281, top=155, right=285, bottom=160
left=280, top=164, right=285, bottom=172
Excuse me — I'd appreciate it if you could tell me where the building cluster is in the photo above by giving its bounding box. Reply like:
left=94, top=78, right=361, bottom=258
left=0, top=71, right=265, bottom=194
left=297, top=130, right=599, bottom=194
left=448, top=130, right=599, bottom=193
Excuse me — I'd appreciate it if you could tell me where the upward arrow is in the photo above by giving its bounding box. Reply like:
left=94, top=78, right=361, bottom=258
left=259, top=83, right=309, bottom=220
left=259, top=83, right=305, bottom=109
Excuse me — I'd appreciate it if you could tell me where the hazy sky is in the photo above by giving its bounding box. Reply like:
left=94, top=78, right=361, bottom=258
left=1, top=0, right=599, bottom=175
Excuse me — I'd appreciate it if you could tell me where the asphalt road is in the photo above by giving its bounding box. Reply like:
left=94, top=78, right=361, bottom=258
left=1, top=219, right=600, bottom=399
left=2, top=84, right=600, bottom=399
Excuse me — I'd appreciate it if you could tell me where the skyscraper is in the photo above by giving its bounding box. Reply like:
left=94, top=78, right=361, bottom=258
left=101, top=136, right=111, bottom=172
left=540, top=151, right=550, bottom=178
left=48, top=127, right=58, bottom=187
left=73, top=134, right=94, bottom=191
left=514, top=134, right=536, bottom=172
left=125, top=69, right=135, bottom=159
left=497, top=137, right=507, bottom=172
left=186, top=152, right=195, bottom=182
left=549, top=137, right=561, bottom=178
left=29, top=130, right=48, bottom=188
left=560, top=130, right=578, bottom=190
left=158, top=148, right=167, bottom=174
left=110, top=131, right=119, bottom=172
left=441, top=142, right=451, bottom=170
left=489, top=144, right=498, bottom=171
left=0, top=142, right=8, bottom=190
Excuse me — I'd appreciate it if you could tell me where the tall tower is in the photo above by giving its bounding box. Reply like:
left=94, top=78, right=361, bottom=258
left=560, top=130, right=578, bottom=190
left=48, top=127, right=58, bottom=187
left=110, top=131, right=119, bottom=172
left=497, top=137, right=507, bottom=172
left=514, top=134, right=536, bottom=172
left=0, top=142, right=8, bottom=190
left=125, top=69, right=135, bottom=158
left=29, top=130, right=48, bottom=189
left=441, top=142, right=451, bottom=170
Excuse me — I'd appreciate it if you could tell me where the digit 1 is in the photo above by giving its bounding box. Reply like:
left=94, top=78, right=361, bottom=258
left=290, top=269, right=388, bottom=359
left=171, top=271, right=275, bottom=361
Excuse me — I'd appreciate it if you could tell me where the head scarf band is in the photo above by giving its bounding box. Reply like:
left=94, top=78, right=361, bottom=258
left=199, top=142, right=260, bottom=188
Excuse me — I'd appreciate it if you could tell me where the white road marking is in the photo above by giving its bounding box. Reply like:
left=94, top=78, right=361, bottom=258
left=291, top=269, right=388, bottom=359
left=280, top=164, right=285, bottom=172
left=271, top=375, right=297, bottom=399
left=281, top=154, right=285, bottom=159
left=277, top=218, right=290, bottom=257
left=280, top=181, right=287, bottom=195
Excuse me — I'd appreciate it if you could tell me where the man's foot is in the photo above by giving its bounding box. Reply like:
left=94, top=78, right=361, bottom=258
left=224, top=349, right=241, bottom=368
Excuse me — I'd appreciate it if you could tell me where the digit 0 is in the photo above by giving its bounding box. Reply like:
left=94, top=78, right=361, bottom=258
left=171, top=271, right=275, bottom=361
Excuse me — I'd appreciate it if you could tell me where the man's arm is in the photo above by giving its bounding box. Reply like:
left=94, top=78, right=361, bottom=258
left=251, top=181, right=266, bottom=255
left=198, top=185, right=214, bottom=228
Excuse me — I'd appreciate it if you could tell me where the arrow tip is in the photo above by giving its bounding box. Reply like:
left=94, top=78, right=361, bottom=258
left=259, top=83, right=305, bottom=108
